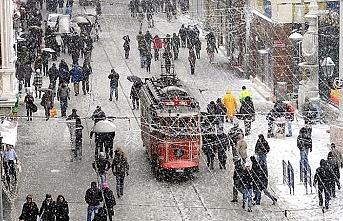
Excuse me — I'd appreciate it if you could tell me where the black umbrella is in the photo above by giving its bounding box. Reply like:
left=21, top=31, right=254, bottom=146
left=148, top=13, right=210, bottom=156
left=127, top=76, right=143, bottom=84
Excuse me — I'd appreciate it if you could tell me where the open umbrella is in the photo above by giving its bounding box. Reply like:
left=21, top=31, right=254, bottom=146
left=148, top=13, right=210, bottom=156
left=127, top=75, right=143, bottom=85
left=71, top=16, right=90, bottom=24
left=28, top=25, right=42, bottom=30
left=38, top=88, right=54, bottom=92
left=42, top=47, right=56, bottom=53
left=92, top=120, right=116, bottom=133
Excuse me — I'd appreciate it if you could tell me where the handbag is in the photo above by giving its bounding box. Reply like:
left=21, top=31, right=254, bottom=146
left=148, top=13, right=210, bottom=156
left=49, top=108, right=57, bottom=117
left=31, top=103, right=38, bottom=113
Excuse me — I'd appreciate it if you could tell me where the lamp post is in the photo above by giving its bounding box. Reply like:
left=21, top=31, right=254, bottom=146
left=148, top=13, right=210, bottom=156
left=289, top=32, right=303, bottom=95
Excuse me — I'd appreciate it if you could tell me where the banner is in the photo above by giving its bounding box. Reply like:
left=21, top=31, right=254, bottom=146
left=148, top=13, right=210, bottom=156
left=0, top=119, right=18, bottom=146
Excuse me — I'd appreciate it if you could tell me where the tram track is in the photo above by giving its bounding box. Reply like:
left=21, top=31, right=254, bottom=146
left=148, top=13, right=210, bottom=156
left=95, top=8, right=222, bottom=220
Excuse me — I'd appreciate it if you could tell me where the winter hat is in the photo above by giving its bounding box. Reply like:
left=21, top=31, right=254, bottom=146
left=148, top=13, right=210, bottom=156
left=258, top=134, right=264, bottom=139
left=102, top=182, right=109, bottom=188
left=46, top=194, right=52, bottom=198
left=242, top=86, right=246, bottom=90
left=99, top=152, right=105, bottom=158
left=331, top=143, right=336, bottom=148
left=72, top=109, right=77, bottom=113
left=328, top=151, right=333, bottom=158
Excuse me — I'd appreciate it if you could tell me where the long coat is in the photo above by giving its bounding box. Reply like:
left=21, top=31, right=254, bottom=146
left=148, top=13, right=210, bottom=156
left=222, top=90, right=237, bottom=116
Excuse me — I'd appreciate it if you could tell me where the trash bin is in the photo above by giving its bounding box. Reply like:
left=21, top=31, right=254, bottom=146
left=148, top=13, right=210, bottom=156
left=276, top=82, right=288, bottom=101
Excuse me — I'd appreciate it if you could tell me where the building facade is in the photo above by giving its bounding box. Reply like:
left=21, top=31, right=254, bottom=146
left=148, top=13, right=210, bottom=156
left=0, top=0, right=17, bottom=116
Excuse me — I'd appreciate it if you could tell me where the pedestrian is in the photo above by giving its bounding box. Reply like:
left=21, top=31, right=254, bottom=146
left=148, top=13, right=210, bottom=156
left=54, top=195, right=69, bottom=221
left=152, top=35, right=162, bottom=61
left=1, top=144, right=19, bottom=186
left=33, top=70, right=43, bottom=98
left=123, top=35, right=130, bottom=59
left=104, top=131, right=115, bottom=159
left=254, top=134, right=270, bottom=168
left=194, top=37, right=201, bottom=59
left=284, top=101, right=295, bottom=137
left=102, top=182, right=116, bottom=221
left=236, top=134, right=247, bottom=164
left=228, top=122, right=244, bottom=157
left=215, top=98, right=227, bottom=133
left=178, top=24, right=187, bottom=48
left=231, top=156, right=243, bottom=202
left=70, top=63, right=83, bottom=96
left=58, top=59, right=70, bottom=85
left=42, top=51, right=50, bottom=76
left=34, top=53, right=43, bottom=73
left=171, top=33, right=180, bottom=59
left=85, top=181, right=103, bottom=221
left=57, top=81, right=71, bottom=117
left=48, top=63, right=59, bottom=91
left=111, top=147, right=130, bottom=198
left=82, top=63, right=92, bottom=95
left=91, top=106, right=106, bottom=124
left=241, top=160, right=254, bottom=212
left=206, top=42, right=217, bottom=63
left=67, top=109, right=83, bottom=158
left=24, top=91, right=35, bottom=121
left=23, top=65, right=32, bottom=88
left=330, top=143, right=343, bottom=168
left=313, top=159, right=331, bottom=209
left=41, top=88, right=54, bottom=121
left=19, top=194, right=40, bottom=221
left=327, top=151, right=340, bottom=198
left=92, top=152, right=111, bottom=188
left=238, top=96, right=255, bottom=136
left=146, top=52, right=152, bottom=73
left=57, top=0, right=64, bottom=13
left=162, top=48, right=173, bottom=74
left=144, top=30, right=152, bottom=52
left=188, top=48, right=196, bottom=75
left=108, top=69, right=119, bottom=101
left=250, top=156, right=277, bottom=205
left=130, top=82, right=141, bottom=110
left=39, top=194, right=55, bottom=221
left=216, top=133, right=229, bottom=169
left=238, top=86, right=252, bottom=103
left=222, top=89, right=238, bottom=123
left=297, top=126, right=312, bottom=183
left=201, top=133, right=216, bottom=170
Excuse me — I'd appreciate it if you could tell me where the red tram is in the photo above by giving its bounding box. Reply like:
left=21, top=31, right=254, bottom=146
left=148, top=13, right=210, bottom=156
left=139, top=74, right=201, bottom=180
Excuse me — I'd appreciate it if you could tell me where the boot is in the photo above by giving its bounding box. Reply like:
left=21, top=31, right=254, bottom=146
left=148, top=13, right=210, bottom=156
left=242, top=201, right=245, bottom=209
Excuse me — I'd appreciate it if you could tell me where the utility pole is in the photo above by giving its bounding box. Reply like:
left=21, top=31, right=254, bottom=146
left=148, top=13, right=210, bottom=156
left=244, top=0, right=251, bottom=79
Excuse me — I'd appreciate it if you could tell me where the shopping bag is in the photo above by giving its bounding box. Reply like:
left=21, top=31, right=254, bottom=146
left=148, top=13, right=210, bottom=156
left=31, top=103, right=38, bottom=113
left=49, top=108, right=57, bottom=117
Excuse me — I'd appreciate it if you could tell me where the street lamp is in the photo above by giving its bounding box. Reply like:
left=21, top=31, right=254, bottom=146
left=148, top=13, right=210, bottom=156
left=321, top=57, right=335, bottom=78
left=289, top=31, right=303, bottom=95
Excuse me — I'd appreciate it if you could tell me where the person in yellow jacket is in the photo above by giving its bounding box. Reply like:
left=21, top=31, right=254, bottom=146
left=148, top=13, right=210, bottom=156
left=239, top=86, right=252, bottom=103
left=222, top=89, right=238, bottom=123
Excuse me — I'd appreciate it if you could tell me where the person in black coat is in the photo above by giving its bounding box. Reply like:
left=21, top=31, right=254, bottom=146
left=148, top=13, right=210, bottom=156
left=254, top=134, right=270, bottom=168
left=85, top=181, right=103, bottom=221
left=39, top=194, right=56, bottom=221
left=327, top=151, right=341, bottom=198
left=250, top=156, right=277, bottom=205
left=123, top=35, right=131, bottom=59
left=201, top=133, right=216, bottom=170
left=228, top=123, right=244, bottom=157
left=92, top=152, right=111, bottom=186
left=240, top=161, right=254, bottom=212
left=216, top=133, right=229, bottom=169
left=297, top=127, right=312, bottom=183
left=19, top=194, right=40, bottom=221
left=104, top=131, right=116, bottom=159
left=313, top=159, right=332, bottom=209
left=102, top=182, right=116, bottom=221
left=54, top=195, right=69, bottom=221
left=239, top=96, right=255, bottom=136
left=231, top=157, right=244, bottom=202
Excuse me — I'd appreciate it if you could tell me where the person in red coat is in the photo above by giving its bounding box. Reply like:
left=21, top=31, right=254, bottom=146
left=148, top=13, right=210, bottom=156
left=152, top=35, right=162, bottom=61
